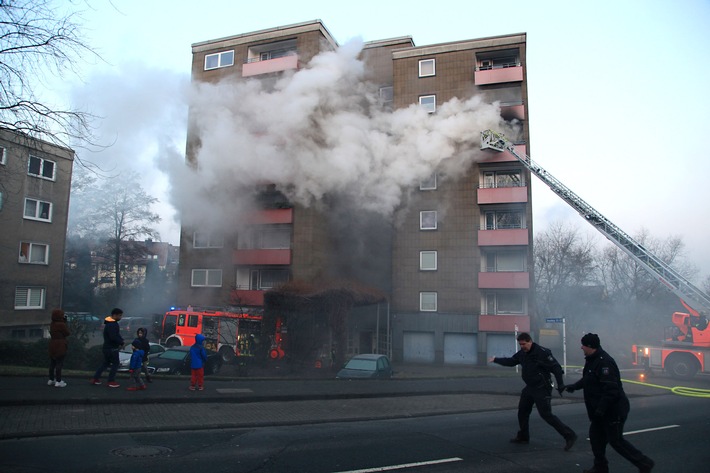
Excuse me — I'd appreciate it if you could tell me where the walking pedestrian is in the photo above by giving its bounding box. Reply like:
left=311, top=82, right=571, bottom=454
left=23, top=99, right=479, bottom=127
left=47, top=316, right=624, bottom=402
left=126, top=341, right=146, bottom=391
left=564, top=333, right=654, bottom=473
left=133, top=327, right=152, bottom=382
left=489, top=332, right=577, bottom=450
left=91, top=308, right=125, bottom=388
left=48, top=309, right=70, bottom=388
left=189, top=333, right=208, bottom=391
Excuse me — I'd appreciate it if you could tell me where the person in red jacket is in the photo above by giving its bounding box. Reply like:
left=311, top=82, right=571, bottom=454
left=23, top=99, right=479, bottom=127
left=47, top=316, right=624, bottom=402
left=48, top=309, right=70, bottom=388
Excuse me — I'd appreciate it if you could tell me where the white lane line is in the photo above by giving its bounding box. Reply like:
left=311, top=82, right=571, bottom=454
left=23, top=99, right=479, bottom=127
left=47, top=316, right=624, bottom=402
left=332, top=457, right=463, bottom=473
left=624, top=424, right=680, bottom=436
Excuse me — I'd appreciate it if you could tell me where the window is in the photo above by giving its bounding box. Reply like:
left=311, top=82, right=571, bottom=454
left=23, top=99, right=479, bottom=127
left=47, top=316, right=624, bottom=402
left=420, top=251, right=437, bottom=271
left=419, top=95, right=436, bottom=113
left=477, top=49, right=520, bottom=70
left=482, top=170, right=522, bottom=188
left=15, top=287, right=45, bottom=309
left=420, top=292, right=438, bottom=312
left=419, top=173, right=437, bottom=190
left=188, top=315, right=199, bottom=327
left=253, top=269, right=289, bottom=289
left=24, top=198, right=52, bottom=222
left=379, top=86, right=393, bottom=106
left=484, top=210, right=523, bottom=230
left=485, top=251, right=525, bottom=272
left=204, top=50, right=235, bottom=70
left=0, top=146, right=6, bottom=165
left=191, top=269, right=222, bottom=287
left=238, top=225, right=291, bottom=249
left=28, top=155, right=56, bottom=180
left=419, top=59, right=435, bottom=77
left=247, top=39, right=297, bottom=63
left=420, top=211, right=437, bottom=230
left=193, top=232, right=224, bottom=248
left=484, top=292, right=525, bottom=314
left=19, top=242, right=49, bottom=264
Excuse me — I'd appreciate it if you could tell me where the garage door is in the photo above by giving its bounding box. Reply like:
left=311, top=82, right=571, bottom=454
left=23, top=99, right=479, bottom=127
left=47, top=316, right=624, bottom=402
left=403, top=331, right=435, bottom=363
left=487, top=334, right=519, bottom=366
left=444, top=333, right=477, bottom=364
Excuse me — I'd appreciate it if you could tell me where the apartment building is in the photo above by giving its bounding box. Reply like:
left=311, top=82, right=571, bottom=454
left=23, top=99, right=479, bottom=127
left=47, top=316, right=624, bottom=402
left=0, top=130, right=74, bottom=339
left=179, top=20, right=532, bottom=364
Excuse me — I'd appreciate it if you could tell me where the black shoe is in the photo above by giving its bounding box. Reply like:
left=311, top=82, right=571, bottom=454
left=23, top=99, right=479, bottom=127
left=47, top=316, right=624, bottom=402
left=564, top=432, right=577, bottom=451
left=638, top=458, right=654, bottom=473
left=509, top=437, right=529, bottom=444
left=582, top=467, right=609, bottom=473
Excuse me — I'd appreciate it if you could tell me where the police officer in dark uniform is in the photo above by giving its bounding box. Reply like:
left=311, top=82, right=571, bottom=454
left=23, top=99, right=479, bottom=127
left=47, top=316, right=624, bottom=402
left=565, top=333, right=654, bottom=473
left=490, top=332, right=577, bottom=450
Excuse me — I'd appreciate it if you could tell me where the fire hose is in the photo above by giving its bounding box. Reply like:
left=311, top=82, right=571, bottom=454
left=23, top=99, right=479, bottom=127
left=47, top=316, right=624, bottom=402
left=622, top=378, right=710, bottom=399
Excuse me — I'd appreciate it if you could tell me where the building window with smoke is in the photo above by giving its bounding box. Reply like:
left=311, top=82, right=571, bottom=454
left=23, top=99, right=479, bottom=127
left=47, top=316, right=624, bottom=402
left=482, top=170, right=522, bottom=188
left=419, top=59, right=435, bottom=77
left=419, top=173, right=437, bottom=190
left=28, top=155, right=56, bottom=181
left=23, top=198, right=52, bottom=222
left=420, top=251, right=437, bottom=271
left=193, top=232, right=224, bottom=248
left=419, top=95, right=436, bottom=114
left=15, top=287, right=45, bottom=310
left=420, top=211, right=437, bottom=230
left=191, top=269, right=222, bottom=287
left=19, top=242, right=48, bottom=264
left=484, top=292, right=525, bottom=315
left=204, top=50, right=235, bottom=70
left=420, top=292, right=438, bottom=312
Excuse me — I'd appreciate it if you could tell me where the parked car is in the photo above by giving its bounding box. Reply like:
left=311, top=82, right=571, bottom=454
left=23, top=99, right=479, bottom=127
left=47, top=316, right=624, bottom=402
left=118, top=342, right=166, bottom=372
left=335, top=354, right=393, bottom=379
left=64, top=312, right=102, bottom=331
left=147, top=346, right=223, bottom=376
left=119, top=316, right=152, bottom=337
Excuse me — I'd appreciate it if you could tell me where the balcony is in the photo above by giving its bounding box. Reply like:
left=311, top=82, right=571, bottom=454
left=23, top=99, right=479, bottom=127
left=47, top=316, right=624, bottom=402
left=478, top=229, right=529, bottom=246
left=500, top=102, right=525, bottom=121
left=478, top=271, right=529, bottom=289
left=233, top=249, right=291, bottom=265
left=479, top=314, right=530, bottom=332
left=477, top=186, right=528, bottom=204
left=243, top=208, right=293, bottom=225
left=475, top=65, right=523, bottom=85
left=231, top=289, right=265, bottom=306
left=481, top=144, right=527, bottom=163
left=242, top=55, right=298, bottom=77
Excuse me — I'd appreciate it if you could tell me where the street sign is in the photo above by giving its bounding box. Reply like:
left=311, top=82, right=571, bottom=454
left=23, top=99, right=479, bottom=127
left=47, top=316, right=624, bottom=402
left=545, top=317, right=563, bottom=323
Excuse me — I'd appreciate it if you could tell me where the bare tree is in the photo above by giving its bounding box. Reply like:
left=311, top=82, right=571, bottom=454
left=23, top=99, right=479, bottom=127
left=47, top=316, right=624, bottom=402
left=0, top=0, right=97, bottom=147
left=70, top=170, right=161, bottom=290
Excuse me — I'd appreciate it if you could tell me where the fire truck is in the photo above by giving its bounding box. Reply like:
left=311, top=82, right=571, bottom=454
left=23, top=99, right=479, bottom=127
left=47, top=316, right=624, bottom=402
left=160, top=306, right=284, bottom=363
left=481, top=130, right=710, bottom=379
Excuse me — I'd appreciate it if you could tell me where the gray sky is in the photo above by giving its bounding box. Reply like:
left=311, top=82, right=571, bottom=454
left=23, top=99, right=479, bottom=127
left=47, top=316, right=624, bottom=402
left=56, top=0, right=710, bottom=280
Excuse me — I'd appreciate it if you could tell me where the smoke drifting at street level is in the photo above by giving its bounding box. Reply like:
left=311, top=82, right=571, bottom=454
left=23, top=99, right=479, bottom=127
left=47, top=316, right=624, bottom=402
left=165, top=38, right=515, bottom=232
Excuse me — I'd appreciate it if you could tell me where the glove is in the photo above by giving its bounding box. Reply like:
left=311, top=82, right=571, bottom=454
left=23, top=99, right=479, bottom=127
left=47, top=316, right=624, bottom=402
left=557, top=385, right=565, bottom=397
left=564, top=385, right=576, bottom=393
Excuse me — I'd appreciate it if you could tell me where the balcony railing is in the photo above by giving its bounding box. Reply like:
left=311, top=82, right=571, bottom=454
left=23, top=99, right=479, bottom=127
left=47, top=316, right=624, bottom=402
left=478, top=228, right=529, bottom=246
left=242, top=55, right=298, bottom=77
left=479, top=314, right=530, bottom=332
left=478, top=271, right=530, bottom=289
left=477, top=186, right=528, bottom=204
left=474, top=64, right=523, bottom=85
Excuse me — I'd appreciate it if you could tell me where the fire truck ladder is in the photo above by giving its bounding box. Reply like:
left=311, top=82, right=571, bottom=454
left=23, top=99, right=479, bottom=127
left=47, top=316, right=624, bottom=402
left=480, top=129, right=710, bottom=315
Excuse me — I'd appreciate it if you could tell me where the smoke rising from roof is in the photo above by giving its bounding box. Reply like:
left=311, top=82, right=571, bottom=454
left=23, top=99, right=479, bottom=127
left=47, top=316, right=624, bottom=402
left=163, top=38, right=513, bottom=232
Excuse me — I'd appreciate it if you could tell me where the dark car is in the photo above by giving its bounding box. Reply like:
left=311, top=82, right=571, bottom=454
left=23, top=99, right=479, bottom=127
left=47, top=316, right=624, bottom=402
left=336, top=354, right=393, bottom=379
left=65, top=312, right=102, bottom=331
left=118, top=342, right=166, bottom=372
left=147, top=346, right=222, bottom=376
left=119, top=316, right=152, bottom=337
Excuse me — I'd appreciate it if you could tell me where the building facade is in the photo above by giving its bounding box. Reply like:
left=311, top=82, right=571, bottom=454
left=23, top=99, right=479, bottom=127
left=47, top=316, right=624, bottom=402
left=178, top=21, right=532, bottom=364
left=0, top=130, right=74, bottom=339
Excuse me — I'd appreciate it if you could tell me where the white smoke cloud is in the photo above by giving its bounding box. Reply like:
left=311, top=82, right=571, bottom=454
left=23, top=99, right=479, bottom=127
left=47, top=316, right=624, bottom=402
left=164, top=37, right=514, bottom=232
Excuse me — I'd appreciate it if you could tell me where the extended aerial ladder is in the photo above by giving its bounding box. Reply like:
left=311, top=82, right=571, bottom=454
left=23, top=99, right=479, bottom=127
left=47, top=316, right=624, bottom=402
left=480, top=129, right=710, bottom=317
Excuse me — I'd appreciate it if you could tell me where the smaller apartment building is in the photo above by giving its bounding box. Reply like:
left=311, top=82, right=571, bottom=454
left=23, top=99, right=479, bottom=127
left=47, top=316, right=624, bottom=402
left=0, top=130, right=74, bottom=339
left=178, top=21, right=533, bottom=364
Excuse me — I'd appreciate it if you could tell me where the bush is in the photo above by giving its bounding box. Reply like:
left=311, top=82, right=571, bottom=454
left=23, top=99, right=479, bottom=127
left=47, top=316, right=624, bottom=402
left=0, top=339, right=104, bottom=371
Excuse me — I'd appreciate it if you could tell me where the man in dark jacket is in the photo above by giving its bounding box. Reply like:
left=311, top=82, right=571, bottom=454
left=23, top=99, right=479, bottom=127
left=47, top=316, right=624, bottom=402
left=565, top=333, right=654, bottom=473
left=490, top=332, right=577, bottom=450
left=91, top=308, right=125, bottom=388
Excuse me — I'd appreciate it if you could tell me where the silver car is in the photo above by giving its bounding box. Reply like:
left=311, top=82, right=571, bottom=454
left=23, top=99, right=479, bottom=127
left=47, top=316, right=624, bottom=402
left=118, top=342, right=165, bottom=372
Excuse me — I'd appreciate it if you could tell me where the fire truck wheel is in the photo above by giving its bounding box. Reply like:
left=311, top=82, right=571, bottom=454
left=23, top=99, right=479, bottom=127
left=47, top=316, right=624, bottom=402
left=666, top=353, right=699, bottom=380
left=219, top=347, right=235, bottom=364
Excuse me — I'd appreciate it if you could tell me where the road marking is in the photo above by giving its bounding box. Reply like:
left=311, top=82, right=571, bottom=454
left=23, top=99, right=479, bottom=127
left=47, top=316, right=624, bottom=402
left=215, top=388, right=254, bottom=394
left=332, top=457, right=463, bottom=473
left=624, top=424, right=680, bottom=436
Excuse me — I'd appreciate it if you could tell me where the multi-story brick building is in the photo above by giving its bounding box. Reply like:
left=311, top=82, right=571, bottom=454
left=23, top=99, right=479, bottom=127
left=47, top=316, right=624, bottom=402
left=178, top=20, right=532, bottom=364
left=0, top=130, right=74, bottom=339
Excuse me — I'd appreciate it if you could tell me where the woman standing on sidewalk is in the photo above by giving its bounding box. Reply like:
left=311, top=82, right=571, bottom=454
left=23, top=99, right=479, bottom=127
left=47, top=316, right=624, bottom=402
left=48, top=309, right=70, bottom=388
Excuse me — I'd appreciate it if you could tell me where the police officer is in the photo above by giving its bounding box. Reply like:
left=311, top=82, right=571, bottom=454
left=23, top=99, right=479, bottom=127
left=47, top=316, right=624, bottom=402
left=565, top=333, right=654, bottom=473
left=489, top=332, right=577, bottom=450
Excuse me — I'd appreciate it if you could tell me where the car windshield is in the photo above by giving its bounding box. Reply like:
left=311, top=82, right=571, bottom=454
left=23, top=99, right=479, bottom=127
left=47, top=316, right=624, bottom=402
left=344, top=359, right=377, bottom=371
left=158, top=350, right=187, bottom=361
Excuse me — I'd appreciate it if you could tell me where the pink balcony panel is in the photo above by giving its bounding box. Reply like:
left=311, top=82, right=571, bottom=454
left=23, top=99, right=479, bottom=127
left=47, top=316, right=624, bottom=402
left=242, top=55, right=299, bottom=77
left=231, top=289, right=264, bottom=306
left=479, top=314, right=530, bottom=332
left=481, top=144, right=527, bottom=163
left=478, top=272, right=529, bottom=289
left=478, top=229, right=529, bottom=246
left=474, top=65, right=523, bottom=85
left=500, top=103, right=525, bottom=121
left=243, top=208, right=293, bottom=224
left=477, top=186, right=528, bottom=204
left=233, top=249, right=291, bottom=265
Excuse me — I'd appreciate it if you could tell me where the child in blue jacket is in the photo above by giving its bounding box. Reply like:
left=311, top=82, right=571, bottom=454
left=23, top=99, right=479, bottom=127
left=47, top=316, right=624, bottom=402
left=127, top=341, right=146, bottom=391
left=189, top=334, right=208, bottom=391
